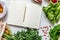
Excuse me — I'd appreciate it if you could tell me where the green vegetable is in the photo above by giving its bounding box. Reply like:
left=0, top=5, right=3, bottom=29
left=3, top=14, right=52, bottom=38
left=47, top=11, right=54, bottom=20
left=2, top=28, right=13, bottom=40
left=3, top=33, right=14, bottom=40
left=56, top=13, right=60, bottom=21
left=14, top=29, right=42, bottom=40
left=49, top=24, right=60, bottom=40
left=3, top=28, right=42, bottom=40
left=43, top=2, right=60, bottom=24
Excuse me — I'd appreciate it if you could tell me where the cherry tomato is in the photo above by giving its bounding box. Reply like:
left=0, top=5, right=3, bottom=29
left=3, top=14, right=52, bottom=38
left=52, top=0, right=57, bottom=3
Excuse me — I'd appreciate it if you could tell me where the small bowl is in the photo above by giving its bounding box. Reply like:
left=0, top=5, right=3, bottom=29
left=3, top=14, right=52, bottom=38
left=0, top=1, right=7, bottom=19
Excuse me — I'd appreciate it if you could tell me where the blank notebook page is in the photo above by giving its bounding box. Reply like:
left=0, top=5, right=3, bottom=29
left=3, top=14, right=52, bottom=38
left=7, top=1, right=26, bottom=26
left=23, top=3, right=42, bottom=29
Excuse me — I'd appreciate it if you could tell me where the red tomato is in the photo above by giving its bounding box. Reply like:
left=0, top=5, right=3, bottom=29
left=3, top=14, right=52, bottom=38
left=52, top=0, right=57, bottom=3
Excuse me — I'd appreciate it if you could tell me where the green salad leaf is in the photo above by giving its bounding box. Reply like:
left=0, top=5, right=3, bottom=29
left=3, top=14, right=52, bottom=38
left=49, top=24, right=60, bottom=40
left=43, top=2, right=60, bottom=24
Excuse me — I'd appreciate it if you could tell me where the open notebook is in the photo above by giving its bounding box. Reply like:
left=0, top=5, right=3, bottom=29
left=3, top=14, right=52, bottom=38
left=7, top=1, right=42, bottom=29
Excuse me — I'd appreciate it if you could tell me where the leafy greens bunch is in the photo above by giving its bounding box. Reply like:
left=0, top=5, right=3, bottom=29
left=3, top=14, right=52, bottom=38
left=49, top=24, right=60, bottom=40
left=3, top=28, right=42, bottom=40
left=43, top=2, right=60, bottom=24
